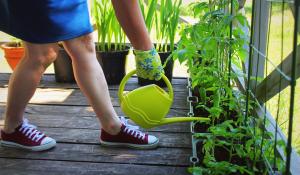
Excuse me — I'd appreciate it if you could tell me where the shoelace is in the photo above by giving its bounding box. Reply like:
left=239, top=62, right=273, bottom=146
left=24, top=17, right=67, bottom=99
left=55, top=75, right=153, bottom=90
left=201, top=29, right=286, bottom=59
left=19, top=120, right=44, bottom=142
left=119, top=116, right=139, bottom=130
left=23, top=118, right=37, bottom=129
left=123, top=126, right=146, bottom=140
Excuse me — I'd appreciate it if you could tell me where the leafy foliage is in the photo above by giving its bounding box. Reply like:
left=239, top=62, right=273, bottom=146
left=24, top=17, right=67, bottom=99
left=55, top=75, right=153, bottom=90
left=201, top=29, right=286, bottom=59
left=139, top=0, right=182, bottom=52
left=171, top=0, right=285, bottom=174
left=92, top=0, right=127, bottom=51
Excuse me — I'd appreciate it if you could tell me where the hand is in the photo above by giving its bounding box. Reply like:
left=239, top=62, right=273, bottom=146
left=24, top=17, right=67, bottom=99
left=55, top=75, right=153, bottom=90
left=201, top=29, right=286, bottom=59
left=134, top=48, right=164, bottom=81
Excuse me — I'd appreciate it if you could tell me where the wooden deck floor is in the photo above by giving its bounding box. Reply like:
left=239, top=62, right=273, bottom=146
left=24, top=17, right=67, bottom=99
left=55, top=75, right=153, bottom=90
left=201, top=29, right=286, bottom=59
left=0, top=73, right=191, bottom=175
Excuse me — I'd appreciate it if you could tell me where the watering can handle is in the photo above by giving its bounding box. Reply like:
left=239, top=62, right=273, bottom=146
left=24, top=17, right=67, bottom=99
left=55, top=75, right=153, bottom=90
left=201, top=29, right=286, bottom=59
left=118, top=70, right=174, bottom=103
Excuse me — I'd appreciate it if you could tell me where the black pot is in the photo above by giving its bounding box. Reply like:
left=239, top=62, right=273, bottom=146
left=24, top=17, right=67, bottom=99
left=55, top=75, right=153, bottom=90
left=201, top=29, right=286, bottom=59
left=96, top=44, right=130, bottom=85
left=53, top=47, right=75, bottom=83
left=138, top=48, right=174, bottom=87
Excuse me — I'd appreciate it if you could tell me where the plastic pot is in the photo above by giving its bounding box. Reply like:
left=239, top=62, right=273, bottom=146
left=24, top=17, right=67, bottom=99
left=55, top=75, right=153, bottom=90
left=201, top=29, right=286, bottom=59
left=53, top=46, right=75, bottom=83
left=96, top=44, right=130, bottom=85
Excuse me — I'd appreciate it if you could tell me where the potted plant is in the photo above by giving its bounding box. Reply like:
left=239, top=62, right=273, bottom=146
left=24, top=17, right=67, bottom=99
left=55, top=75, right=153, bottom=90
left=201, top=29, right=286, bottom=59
left=53, top=43, right=75, bottom=83
left=92, top=0, right=130, bottom=85
left=1, top=37, right=24, bottom=71
left=137, top=0, right=182, bottom=87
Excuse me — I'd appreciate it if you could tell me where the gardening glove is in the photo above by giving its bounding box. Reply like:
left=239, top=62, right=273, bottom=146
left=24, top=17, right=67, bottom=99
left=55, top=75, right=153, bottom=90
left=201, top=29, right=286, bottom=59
left=134, top=48, right=164, bottom=81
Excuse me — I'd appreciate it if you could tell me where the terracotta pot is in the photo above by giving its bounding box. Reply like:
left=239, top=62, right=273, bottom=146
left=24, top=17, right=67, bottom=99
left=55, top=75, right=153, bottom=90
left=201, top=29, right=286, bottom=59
left=1, top=43, right=24, bottom=70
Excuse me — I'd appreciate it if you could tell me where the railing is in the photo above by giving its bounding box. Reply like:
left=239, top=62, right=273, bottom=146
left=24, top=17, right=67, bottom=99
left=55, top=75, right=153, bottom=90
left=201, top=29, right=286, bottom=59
left=238, top=0, right=299, bottom=174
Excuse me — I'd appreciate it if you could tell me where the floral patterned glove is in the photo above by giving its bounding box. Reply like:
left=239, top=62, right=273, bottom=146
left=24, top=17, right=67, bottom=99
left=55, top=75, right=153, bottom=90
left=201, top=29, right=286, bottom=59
left=134, top=48, right=164, bottom=81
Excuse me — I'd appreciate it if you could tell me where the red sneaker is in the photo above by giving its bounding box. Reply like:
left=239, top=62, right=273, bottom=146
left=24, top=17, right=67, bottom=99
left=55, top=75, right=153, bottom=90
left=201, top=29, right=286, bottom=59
left=0, top=120, right=56, bottom=151
left=100, top=124, right=159, bottom=149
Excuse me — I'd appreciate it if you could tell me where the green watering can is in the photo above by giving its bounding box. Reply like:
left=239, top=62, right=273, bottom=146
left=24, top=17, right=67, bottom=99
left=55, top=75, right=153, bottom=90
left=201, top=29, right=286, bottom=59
left=118, top=70, right=210, bottom=129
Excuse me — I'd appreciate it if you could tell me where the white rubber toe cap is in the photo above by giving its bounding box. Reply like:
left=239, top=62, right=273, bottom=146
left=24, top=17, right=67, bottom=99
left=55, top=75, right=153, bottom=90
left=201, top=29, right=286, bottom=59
left=41, top=137, right=56, bottom=146
left=148, top=135, right=158, bottom=144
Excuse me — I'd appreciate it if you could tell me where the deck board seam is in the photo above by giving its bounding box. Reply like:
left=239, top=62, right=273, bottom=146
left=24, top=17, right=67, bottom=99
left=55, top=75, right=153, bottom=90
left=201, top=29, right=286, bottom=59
left=0, top=157, right=190, bottom=168
left=52, top=141, right=192, bottom=149
left=0, top=125, right=190, bottom=134
left=0, top=102, right=190, bottom=110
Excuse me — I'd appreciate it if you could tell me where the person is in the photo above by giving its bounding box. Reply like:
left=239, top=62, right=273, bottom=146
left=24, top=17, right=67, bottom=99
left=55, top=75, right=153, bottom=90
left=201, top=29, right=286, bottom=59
left=0, top=0, right=164, bottom=151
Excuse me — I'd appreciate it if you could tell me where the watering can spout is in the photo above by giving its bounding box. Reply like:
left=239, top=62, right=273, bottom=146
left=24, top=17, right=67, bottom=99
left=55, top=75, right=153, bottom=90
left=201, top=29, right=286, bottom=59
left=160, top=117, right=210, bottom=126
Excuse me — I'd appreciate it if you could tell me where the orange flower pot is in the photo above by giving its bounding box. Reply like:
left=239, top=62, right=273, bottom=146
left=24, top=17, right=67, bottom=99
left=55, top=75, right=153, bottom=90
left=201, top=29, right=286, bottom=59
left=1, top=43, right=25, bottom=70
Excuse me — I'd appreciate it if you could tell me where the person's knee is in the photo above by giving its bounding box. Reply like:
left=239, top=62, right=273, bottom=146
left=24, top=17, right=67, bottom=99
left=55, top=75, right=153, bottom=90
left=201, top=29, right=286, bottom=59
left=24, top=44, right=59, bottom=68
left=63, top=33, right=95, bottom=57
left=31, top=49, right=58, bottom=69
left=79, top=34, right=95, bottom=53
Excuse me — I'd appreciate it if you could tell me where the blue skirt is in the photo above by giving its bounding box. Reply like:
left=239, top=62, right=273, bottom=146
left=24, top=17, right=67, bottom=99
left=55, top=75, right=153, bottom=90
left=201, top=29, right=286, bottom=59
left=0, top=0, right=93, bottom=43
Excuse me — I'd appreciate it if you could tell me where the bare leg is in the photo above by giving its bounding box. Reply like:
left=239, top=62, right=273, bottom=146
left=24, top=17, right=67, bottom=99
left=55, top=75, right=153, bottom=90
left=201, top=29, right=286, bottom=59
left=62, top=34, right=121, bottom=135
left=111, top=0, right=153, bottom=51
left=3, top=42, right=59, bottom=133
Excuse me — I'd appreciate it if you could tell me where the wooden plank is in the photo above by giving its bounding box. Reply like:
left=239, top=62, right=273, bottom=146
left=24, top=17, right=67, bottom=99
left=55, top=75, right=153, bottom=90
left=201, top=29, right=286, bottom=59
left=0, top=143, right=190, bottom=166
left=0, top=104, right=89, bottom=116
left=0, top=114, right=190, bottom=133
left=0, top=102, right=189, bottom=118
left=0, top=105, right=190, bottom=133
left=255, top=45, right=300, bottom=103
left=245, top=0, right=270, bottom=91
left=46, top=127, right=191, bottom=148
left=0, top=106, right=191, bottom=146
left=0, top=124, right=191, bottom=148
left=0, top=73, right=189, bottom=83
left=0, top=74, right=188, bottom=92
left=0, top=158, right=189, bottom=175
left=0, top=103, right=191, bottom=146
left=0, top=80, right=188, bottom=92
left=0, top=87, right=189, bottom=109
left=2, top=126, right=191, bottom=148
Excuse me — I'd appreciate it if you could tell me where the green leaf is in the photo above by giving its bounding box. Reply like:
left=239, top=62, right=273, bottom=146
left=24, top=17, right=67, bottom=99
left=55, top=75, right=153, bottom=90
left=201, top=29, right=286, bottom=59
left=176, top=49, right=188, bottom=64
left=236, top=48, right=248, bottom=62
left=235, top=14, right=248, bottom=26
left=199, top=87, right=207, bottom=104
